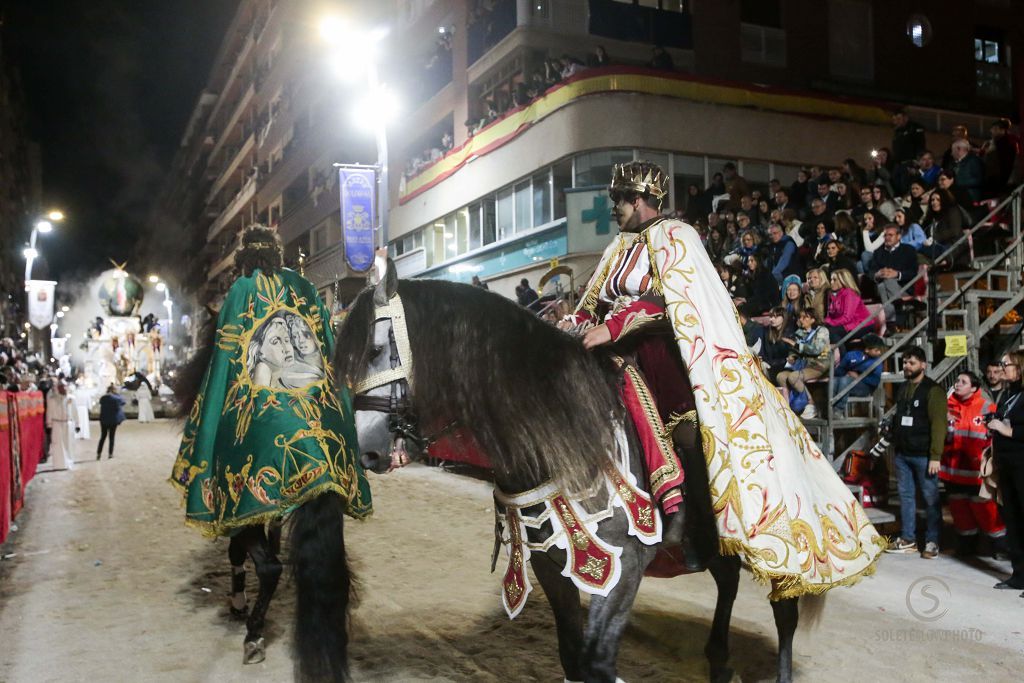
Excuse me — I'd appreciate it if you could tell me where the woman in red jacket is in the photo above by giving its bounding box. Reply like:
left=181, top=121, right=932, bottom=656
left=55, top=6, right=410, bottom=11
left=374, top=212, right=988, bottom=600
left=943, top=371, right=1007, bottom=558
left=823, top=268, right=871, bottom=342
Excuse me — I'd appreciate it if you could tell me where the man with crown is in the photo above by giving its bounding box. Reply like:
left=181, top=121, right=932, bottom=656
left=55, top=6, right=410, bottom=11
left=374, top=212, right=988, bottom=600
left=561, top=160, right=884, bottom=598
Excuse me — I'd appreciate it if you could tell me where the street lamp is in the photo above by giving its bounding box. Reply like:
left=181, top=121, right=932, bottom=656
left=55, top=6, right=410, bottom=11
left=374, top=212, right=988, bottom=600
left=319, top=16, right=396, bottom=248
left=150, top=278, right=174, bottom=336
left=24, top=210, right=64, bottom=282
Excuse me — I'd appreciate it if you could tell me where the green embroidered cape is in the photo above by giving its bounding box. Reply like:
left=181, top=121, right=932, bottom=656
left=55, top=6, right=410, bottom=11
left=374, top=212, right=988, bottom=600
left=170, top=268, right=372, bottom=536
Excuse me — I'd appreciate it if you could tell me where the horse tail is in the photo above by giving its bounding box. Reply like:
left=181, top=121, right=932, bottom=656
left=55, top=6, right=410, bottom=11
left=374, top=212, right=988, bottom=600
left=798, top=592, right=827, bottom=630
left=289, top=491, right=354, bottom=682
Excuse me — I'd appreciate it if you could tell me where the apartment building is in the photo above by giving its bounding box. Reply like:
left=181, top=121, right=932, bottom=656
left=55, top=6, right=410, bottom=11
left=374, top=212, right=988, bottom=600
left=165, top=0, right=1022, bottom=309
left=0, top=26, right=41, bottom=336
left=385, top=0, right=1022, bottom=299
left=157, top=0, right=379, bottom=312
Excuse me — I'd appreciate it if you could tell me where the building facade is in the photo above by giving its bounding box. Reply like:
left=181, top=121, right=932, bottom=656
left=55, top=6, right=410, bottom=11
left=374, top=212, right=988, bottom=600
left=167, top=0, right=1023, bottom=309
left=384, top=0, right=1023, bottom=299
left=0, top=22, right=42, bottom=337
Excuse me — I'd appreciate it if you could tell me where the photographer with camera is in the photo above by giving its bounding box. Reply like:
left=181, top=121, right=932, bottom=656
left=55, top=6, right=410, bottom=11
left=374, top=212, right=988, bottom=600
left=987, top=351, right=1024, bottom=593
left=941, top=371, right=1007, bottom=559
left=886, top=346, right=946, bottom=559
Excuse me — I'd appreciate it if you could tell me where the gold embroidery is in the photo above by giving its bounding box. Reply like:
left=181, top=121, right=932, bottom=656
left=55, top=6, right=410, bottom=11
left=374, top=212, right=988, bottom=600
left=571, top=529, right=589, bottom=550
left=505, top=579, right=523, bottom=603
left=578, top=556, right=609, bottom=581
left=616, top=483, right=636, bottom=504
left=637, top=505, right=653, bottom=528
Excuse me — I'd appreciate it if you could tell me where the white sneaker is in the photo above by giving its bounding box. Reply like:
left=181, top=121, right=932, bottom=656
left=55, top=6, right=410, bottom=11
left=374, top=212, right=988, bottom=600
left=801, top=403, right=817, bottom=419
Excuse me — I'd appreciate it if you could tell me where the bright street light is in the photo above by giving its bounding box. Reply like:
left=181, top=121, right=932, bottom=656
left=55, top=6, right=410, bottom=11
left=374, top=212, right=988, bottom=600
left=61, top=305, right=69, bottom=312
left=318, top=14, right=394, bottom=248
left=23, top=247, right=38, bottom=260
left=35, top=220, right=53, bottom=233
left=156, top=282, right=167, bottom=293
left=148, top=274, right=160, bottom=283
left=352, top=86, right=400, bottom=130
left=56, top=311, right=64, bottom=318
left=47, top=210, right=65, bottom=221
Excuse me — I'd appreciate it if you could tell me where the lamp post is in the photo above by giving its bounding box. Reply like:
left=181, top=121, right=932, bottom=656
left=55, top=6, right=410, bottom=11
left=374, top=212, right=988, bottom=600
left=148, top=276, right=174, bottom=336
left=24, top=210, right=64, bottom=281
left=319, top=17, right=397, bottom=248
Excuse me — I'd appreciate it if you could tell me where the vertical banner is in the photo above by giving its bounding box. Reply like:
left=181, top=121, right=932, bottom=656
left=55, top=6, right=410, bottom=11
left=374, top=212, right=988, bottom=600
left=339, top=166, right=376, bottom=272
left=26, top=280, right=57, bottom=330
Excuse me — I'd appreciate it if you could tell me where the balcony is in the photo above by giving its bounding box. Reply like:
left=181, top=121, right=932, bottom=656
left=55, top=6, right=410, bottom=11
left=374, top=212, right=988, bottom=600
left=206, top=34, right=256, bottom=128
left=208, top=174, right=258, bottom=241
left=279, top=186, right=340, bottom=245
left=256, top=129, right=333, bottom=208
left=207, top=131, right=255, bottom=206
left=209, top=83, right=255, bottom=163
left=588, top=0, right=693, bottom=49
left=303, top=242, right=351, bottom=290
left=468, top=0, right=517, bottom=65
left=207, top=237, right=239, bottom=281
left=399, top=65, right=891, bottom=203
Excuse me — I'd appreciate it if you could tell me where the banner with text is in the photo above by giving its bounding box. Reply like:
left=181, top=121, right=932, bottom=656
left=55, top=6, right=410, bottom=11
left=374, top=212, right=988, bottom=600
left=339, top=166, right=376, bottom=273
left=26, top=280, right=57, bottom=330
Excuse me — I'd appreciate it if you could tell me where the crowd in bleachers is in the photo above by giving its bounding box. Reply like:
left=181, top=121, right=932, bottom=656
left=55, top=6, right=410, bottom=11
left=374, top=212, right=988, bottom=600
left=672, top=113, right=1021, bottom=418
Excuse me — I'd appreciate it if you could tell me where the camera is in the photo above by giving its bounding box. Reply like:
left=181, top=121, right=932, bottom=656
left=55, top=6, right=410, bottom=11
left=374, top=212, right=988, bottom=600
left=869, top=417, right=893, bottom=458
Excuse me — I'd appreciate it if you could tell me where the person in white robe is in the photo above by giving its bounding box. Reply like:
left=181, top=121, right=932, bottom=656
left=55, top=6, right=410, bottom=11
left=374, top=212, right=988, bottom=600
left=136, top=383, right=155, bottom=423
left=73, top=386, right=92, bottom=439
left=46, top=382, right=77, bottom=470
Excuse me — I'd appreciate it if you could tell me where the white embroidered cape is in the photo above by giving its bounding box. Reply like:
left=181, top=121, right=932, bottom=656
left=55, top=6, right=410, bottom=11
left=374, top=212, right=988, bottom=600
left=582, top=218, right=884, bottom=599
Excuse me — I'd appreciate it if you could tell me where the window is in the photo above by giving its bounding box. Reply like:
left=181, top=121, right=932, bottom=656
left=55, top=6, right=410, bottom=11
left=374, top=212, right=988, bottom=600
left=671, top=154, right=705, bottom=216
left=514, top=180, right=532, bottom=232
left=552, top=159, right=572, bottom=220
left=532, top=170, right=552, bottom=226
left=906, top=15, right=932, bottom=48
left=574, top=149, right=634, bottom=187
left=740, top=161, right=771, bottom=199
left=741, top=23, right=786, bottom=67
left=310, top=225, right=327, bottom=255
left=741, top=0, right=781, bottom=28
left=455, top=208, right=470, bottom=256
left=828, top=0, right=873, bottom=82
left=468, top=203, right=482, bottom=250
left=481, top=197, right=497, bottom=245
left=622, top=0, right=686, bottom=10
left=496, top=188, right=514, bottom=240
left=975, top=28, right=1012, bottom=99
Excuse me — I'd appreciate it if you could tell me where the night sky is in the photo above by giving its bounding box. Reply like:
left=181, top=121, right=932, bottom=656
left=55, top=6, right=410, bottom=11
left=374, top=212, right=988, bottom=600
left=3, top=0, right=240, bottom=281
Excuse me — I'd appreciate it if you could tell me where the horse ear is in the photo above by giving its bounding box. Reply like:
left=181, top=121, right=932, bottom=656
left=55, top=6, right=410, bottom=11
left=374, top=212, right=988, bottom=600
left=373, top=257, right=398, bottom=305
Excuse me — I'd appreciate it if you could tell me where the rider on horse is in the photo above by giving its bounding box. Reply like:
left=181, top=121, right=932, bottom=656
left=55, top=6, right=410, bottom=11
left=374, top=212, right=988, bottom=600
left=560, top=161, right=715, bottom=565
left=170, top=225, right=371, bottom=665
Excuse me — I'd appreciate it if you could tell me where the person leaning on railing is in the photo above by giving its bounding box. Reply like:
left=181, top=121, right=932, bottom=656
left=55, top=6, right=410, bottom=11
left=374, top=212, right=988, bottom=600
left=986, top=350, right=1024, bottom=593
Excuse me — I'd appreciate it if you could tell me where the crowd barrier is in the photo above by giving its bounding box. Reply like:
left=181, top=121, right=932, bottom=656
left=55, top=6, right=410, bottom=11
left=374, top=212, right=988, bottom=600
left=0, top=391, right=45, bottom=545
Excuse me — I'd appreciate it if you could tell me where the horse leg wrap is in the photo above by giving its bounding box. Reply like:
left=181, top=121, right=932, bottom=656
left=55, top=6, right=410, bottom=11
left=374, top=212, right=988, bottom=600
left=230, top=566, right=248, bottom=616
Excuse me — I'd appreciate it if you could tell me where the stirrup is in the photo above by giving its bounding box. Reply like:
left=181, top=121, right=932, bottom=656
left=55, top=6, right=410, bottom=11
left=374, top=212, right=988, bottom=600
left=243, top=637, right=266, bottom=665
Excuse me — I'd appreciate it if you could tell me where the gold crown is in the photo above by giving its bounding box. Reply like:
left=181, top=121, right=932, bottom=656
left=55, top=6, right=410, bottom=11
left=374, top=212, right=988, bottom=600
left=609, top=161, right=668, bottom=200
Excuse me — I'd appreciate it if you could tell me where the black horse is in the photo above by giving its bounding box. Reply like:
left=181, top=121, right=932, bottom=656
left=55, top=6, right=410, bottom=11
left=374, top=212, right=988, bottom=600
left=174, top=322, right=354, bottom=680
left=335, top=268, right=819, bottom=683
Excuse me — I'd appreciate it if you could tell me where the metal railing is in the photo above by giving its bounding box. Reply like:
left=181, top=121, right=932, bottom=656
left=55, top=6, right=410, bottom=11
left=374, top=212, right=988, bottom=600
left=820, top=184, right=1024, bottom=466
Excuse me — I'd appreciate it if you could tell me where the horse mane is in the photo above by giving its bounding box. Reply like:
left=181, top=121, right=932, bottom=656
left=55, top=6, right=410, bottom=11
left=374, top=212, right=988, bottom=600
left=336, top=280, right=624, bottom=493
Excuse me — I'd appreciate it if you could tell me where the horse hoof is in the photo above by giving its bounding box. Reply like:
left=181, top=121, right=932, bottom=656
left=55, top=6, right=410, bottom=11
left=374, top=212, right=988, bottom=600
left=243, top=637, right=266, bottom=665
left=229, top=605, right=248, bottom=620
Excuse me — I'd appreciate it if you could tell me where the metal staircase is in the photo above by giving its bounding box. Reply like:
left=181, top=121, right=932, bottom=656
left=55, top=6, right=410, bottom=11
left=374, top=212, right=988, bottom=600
left=806, top=185, right=1024, bottom=524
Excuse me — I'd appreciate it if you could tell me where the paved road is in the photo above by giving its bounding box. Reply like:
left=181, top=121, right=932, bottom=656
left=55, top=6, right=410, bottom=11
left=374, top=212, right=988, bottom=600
left=1, top=420, right=1022, bottom=682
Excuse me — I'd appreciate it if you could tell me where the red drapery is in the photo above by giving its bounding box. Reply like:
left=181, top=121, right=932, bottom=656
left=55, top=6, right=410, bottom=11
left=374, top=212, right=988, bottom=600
left=0, top=391, right=11, bottom=544
left=15, top=392, right=44, bottom=489
left=1, top=391, right=45, bottom=541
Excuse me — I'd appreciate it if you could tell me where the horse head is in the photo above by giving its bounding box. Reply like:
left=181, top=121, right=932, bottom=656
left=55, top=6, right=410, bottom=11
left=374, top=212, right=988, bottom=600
left=346, top=258, right=421, bottom=473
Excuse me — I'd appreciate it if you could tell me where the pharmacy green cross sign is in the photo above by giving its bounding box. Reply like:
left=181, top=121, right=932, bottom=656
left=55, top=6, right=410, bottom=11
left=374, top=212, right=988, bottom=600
left=581, top=194, right=611, bottom=235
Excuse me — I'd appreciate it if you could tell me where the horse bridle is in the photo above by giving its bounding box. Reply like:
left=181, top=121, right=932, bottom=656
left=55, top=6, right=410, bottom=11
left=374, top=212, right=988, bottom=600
left=350, top=294, right=454, bottom=457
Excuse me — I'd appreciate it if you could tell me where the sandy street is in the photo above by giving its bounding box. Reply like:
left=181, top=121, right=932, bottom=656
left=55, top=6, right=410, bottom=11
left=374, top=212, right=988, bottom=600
left=1, top=420, right=1022, bottom=682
